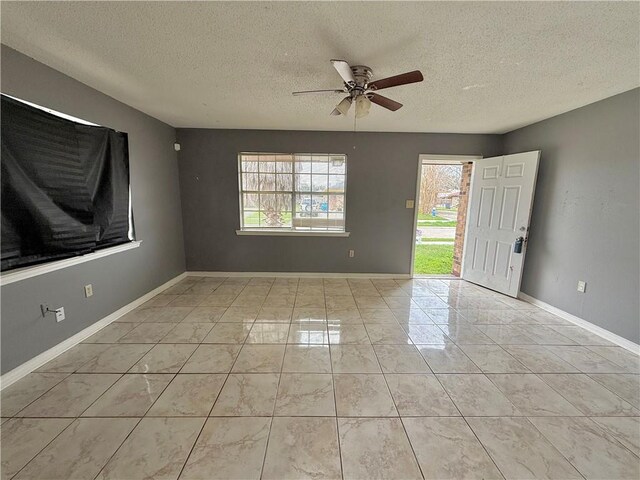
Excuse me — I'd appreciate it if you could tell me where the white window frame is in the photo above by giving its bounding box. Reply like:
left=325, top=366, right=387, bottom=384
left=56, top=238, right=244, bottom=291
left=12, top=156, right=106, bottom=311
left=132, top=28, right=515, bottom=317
left=236, top=152, right=350, bottom=237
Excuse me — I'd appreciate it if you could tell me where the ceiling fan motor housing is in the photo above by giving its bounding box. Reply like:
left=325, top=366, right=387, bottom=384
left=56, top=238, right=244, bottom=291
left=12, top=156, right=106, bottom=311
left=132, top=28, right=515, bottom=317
left=349, top=65, right=373, bottom=96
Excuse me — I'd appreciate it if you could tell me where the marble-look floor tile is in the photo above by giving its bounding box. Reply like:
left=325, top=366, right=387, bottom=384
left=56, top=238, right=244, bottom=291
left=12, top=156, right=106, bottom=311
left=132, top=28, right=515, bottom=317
left=326, top=307, right=362, bottom=323
left=263, top=294, right=296, bottom=308
left=142, top=294, right=177, bottom=307
left=0, top=418, right=73, bottom=480
left=168, top=294, right=208, bottom=307
left=182, top=306, right=227, bottom=322
left=586, top=346, right=640, bottom=373
left=459, top=344, right=529, bottom=373
left=201, top=294, right=237, bottom=307
left=160, top=323, right=214, bottom=343
left=76, top=344, right=153, bottom=373
left=487, top=374, right=582, bottom=416
left=374, top=344, right=430, bottom=373
left=246, top=323, right=290, bottom=343
left=588, top=373, right=640, bottom=409
left=147, top=374, right=225, bottom=416
left=282, top=345, right=331, bottom=373
left=141, top=306, right=194, bottom=323
left=530, top=416, right=640, bottom=480
left=516, top=324, right=577, bottom=345
left=203, top=322, right=252, bottom=343
left=333, top=374, right=397, bottom=416
left=385, top=374, right=459, bottom=416
left=14, top=418, right=138, bottom=480
left=546, top=345, right=629, bottom=373
left=231, top=344, right=285, bottom=373
left=359, top=307, right=397, bottom=322
left=96, top=417, right=204, bottom=480
left=256, top=307, right=293, bottom=322
left=438, top=324, right=495, bottom=345
left=550, top=326, right=615, bottom=346
left=364, top=323, right=411, bottom=344
left=539, top=373, right=639, bottom=416
left=0, top=373, right=69, bottom=417
left=115, top=307, right=155, bottom=323
left=263, top=417, right=342, bottom=480
left=35, top=344, right=110, bottom=372
left=472, top=325, right=535, bottom=344
left=211, top=373, right=279, bottom=416
left=82, top=374, right=173, bottom=417
left=231, top=294, right=266, bottom=308
left=287, top=322, right=329, bottom=344
left=17, top=374, right=120, bottom=417
left=83, top=323, right=138, bottom=343
left=220, top=306, right=261, bottom=322
left=118, top=322, right=176, bottom=343
left=403, top=417, right=503, bottom=479
left=328, top=324, right=370, bottom=344
left=502, top=345, right=580, bottom=373
left=180, top=417, right=271, bottom=479
left=130, top=344, right=197, bottom=373
left=437, top=374, right=521, bottom=416
left=181, top=344, right=241, bottom=373
left=391, top=307, right=433, bottom=324
left=467, top=417, right=582, bottom=480
left=417, top=343, right=481, bottom=373
left=274, top=374, right=335, bottom=416
left=406, top=324, right=449, bottom=344
left=330, top=344, right=381, bottom=373
left=338, top=417, right=422, bottom=480
left=292, top=307, right=327, bottom=321
left=590, top=416, right=640, bottom=456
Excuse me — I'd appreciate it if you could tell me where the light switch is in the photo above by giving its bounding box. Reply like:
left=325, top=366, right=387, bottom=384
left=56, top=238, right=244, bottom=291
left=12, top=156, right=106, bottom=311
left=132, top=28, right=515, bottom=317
left=405, top=200, right=415, bottom=209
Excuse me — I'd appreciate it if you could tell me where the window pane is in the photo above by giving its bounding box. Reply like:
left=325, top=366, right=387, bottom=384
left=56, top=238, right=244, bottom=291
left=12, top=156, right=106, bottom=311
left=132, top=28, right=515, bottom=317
left=259, top=174, right=275, bottom=191
left=328, top=194, right=344, bottom=212
left=295, top=174, right=311, bottom=192
left=312, top=175, right=328, bottom=192
left=295, top=194, right=312, bottom=214
left=297, top=161, right=311, bottom=173
left=242, top=173, right=259, bottom=191
left=329, top=157, right=346, bottom=174
left=328, top=175, right=345, bottom=192
left=313, top=194, right=328, bottom=213
left=260, top=193, right=291, bottom=227
left=276, top=161, right=292, bottom=173
left=276, top=174, right=293, bottom=191
left=243, top=211, right=260, bottom=228
left=242, top=160, right=259, bottom=172
left=243, top=193, right=259, bottom=209
left=261, top=161, right=276, bottom=173
left=311, top=159, right=329, bottom=174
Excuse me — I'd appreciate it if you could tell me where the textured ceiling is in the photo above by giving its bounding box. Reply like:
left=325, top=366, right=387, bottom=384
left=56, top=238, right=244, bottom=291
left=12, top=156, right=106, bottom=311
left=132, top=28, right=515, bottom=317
left=1, top=1, right=638, bottom=133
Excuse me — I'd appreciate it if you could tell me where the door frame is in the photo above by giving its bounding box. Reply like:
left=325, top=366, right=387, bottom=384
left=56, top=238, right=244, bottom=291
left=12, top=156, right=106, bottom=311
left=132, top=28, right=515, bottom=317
left=411, top=154, right=482, bottom=278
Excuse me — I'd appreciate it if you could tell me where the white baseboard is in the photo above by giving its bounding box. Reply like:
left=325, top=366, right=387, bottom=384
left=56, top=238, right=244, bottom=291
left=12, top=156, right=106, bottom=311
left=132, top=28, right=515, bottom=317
left=186, top=271, right=411, bottom=279
left=518, top=292, right=640, bottom=354
left=0, top=272, right=187, bottom=390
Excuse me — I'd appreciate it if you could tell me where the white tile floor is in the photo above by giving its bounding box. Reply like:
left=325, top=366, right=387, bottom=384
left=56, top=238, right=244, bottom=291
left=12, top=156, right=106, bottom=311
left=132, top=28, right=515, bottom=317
left=1, top=276, right=639, bottom=479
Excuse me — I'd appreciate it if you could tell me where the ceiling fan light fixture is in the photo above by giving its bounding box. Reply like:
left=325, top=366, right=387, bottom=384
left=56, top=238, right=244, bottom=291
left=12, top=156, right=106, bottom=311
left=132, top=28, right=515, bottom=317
left=335, top=97, right=352, bottom=116
left=355, top=95, right=371, bottom=118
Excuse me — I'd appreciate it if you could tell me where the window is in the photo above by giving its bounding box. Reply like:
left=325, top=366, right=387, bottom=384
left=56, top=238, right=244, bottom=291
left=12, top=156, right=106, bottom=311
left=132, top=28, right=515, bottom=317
left=1, top=94, right=134, bottom=272
left=238, top=153, right=347, bottom=234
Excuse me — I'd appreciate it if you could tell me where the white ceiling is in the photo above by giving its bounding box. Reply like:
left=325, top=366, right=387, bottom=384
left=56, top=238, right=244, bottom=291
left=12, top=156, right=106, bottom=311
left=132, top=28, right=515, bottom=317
left=1, top=1, right=638, bottom=133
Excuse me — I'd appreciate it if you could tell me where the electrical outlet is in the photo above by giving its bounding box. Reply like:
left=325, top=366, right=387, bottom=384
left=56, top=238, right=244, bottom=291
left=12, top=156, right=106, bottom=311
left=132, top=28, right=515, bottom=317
left=84, top=284, right=93, bottom=297
left=577, top=280, right=586, bottom=293
left=55, top=307, right=65, bottom=322
left=405, top=199, right=415, bottom=209
left=349, top=249, right=355, bottom=258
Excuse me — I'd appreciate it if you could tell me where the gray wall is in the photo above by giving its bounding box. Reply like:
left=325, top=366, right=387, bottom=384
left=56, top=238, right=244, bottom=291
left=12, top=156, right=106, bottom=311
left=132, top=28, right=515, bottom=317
left=176, top=129, right=502, bottom=273
left=1, top=46, right=186, bottom=373
left=504, top=88, right=640, bottom=343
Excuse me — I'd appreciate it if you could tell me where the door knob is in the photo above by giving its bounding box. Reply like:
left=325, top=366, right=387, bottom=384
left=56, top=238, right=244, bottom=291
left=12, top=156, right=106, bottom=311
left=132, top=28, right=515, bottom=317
left=514, top=237, right=524, bottom=254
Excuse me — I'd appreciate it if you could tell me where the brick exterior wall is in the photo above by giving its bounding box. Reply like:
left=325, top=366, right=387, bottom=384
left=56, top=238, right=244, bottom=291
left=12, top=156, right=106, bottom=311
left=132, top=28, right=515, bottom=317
left=452, top=162, right=472, bottom=277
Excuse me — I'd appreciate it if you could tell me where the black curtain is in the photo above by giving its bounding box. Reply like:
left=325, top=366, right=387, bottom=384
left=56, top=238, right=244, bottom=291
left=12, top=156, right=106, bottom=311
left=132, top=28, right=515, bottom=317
left=1, top=95, right=132, bottom=272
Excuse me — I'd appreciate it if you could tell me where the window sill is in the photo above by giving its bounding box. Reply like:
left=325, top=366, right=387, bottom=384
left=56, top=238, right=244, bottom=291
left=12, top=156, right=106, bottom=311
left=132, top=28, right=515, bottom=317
left=236, top=230, right=350, bottom=238
left=0, top=241, right=142, bottom=286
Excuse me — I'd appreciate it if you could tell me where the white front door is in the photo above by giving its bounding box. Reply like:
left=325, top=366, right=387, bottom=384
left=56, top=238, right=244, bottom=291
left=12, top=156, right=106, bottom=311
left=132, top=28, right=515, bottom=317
left=462, top=151, right=540, bottom=297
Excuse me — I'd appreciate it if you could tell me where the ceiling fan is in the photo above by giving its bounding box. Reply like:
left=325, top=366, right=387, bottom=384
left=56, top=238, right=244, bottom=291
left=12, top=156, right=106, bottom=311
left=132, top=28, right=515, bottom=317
left=293, top=59, right=424, bottom=118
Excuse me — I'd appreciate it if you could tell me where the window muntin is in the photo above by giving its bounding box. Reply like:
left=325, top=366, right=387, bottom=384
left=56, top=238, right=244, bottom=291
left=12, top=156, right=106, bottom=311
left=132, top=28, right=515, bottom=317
left=238, top=153, right=346, bottom=232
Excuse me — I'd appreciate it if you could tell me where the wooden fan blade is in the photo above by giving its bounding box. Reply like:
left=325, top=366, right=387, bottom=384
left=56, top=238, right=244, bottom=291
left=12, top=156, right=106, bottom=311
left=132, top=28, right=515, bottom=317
left=293, top=89, right=345, bottom=96
left=369, top=93, right=403, bottom=111
left=330, top=59, right=355, bottom=85
left=368, top=70, right=423, bottom=91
